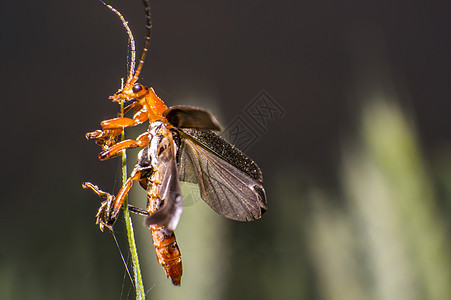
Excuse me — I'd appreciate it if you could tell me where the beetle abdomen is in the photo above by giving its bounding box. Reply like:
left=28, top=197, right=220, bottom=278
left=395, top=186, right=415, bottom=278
left=150, top=225, right=182, bottom=285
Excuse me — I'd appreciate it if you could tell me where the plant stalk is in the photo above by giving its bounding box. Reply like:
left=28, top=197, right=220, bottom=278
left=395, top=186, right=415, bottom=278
left=120, top=99, right=146, bottom=300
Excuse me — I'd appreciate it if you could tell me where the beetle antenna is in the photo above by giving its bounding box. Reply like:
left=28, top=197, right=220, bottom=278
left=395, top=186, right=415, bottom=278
left=131, top=0, right=152, bottom=84
left=99, top=0, right=137, bottom=85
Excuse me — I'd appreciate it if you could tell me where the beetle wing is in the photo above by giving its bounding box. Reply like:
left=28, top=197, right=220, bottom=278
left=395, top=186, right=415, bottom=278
left=178, top=136, right=267, bottom=222
left=145, top=133, right=183, bottom=231
left=179, top=128, right=263, bottom=183
left=163, top=106, right=222, bottom=131
left=177, top=141, right=199, bottom=185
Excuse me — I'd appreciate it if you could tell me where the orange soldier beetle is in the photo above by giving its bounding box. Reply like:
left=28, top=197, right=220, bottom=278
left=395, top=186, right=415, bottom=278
left=83, top=0, right=267, bottom=286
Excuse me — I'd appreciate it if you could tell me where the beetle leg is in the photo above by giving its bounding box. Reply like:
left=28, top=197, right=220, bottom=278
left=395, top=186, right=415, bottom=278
left=86, top=128, right=123, bottom=150
left=82, top=182, right=150, bottom=231
left=128, top=205, right=149, bottom=216
left=100, top=117, right=137, bottom=129
left=82, top=182, right=116, bottom=231
left=86, top=106, right=151, bottom=150
left=107, top=167, right=143, bottom=225
left=100, top=106, right=150, bottom=129
left=85, top=112, right=147, bottom=147
left=98, top=132, right=150, bottom=160
left=85, top=101, right=137, bottom=145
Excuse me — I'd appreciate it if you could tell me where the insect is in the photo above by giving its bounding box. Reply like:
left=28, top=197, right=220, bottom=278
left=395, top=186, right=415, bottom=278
left=83, top=0, right=267, bottom=286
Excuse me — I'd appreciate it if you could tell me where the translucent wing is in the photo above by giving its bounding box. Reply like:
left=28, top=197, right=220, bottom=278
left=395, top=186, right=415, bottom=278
left=178, top=129, right=263, bottom=183
left=178, top=131, right=267, bottom=221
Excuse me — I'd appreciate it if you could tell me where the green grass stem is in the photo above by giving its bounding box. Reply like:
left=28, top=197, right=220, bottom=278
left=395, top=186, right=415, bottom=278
left=120, top=99, right=146, bottom=300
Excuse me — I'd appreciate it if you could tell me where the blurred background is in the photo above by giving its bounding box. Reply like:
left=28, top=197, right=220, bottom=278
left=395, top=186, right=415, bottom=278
left=1, top=0, right=450, bottom=299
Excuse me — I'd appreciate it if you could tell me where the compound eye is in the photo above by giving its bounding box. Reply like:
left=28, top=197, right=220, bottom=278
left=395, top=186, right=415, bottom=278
left=132, top=83, right=143, bottom=93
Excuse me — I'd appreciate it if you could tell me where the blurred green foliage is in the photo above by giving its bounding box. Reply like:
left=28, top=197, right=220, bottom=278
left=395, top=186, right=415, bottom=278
left=306, top=101, right=451, bottom=300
